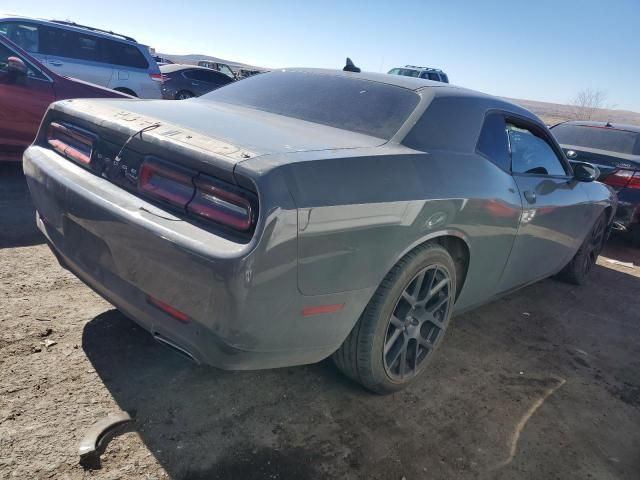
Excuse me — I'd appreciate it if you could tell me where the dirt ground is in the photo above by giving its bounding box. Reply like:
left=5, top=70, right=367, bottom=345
left=1, top=162, right=639, bottom=480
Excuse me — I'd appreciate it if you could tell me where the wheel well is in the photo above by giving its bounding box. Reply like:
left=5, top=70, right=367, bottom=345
left=114, top=87, right=137, bottom=97
left=415, top=235, right=469, bottom=300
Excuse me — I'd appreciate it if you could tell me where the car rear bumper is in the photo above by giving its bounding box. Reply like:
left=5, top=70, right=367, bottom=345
left=23, top=146, right=371, bottom=369
left=611, top=188, right=640, bottom=231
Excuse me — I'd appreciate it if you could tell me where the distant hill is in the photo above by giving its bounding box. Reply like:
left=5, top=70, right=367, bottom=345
left=508, top=98, right=640, bottom=127
left=157, top=53, right=267, bottom=72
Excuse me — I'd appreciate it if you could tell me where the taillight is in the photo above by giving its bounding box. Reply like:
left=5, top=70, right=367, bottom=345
left=627, top=171, right=640, bottom=189
left=47, top=122, right=96, bottom=165
left=187, top=176, right=255, bottom=231
left=149, top=73, right=165, bottom=82
left=137, top=159, right=258, bottom=233
left=602, top=169, right=636, bottom=188
left=139, top=160, right=194, bottom=207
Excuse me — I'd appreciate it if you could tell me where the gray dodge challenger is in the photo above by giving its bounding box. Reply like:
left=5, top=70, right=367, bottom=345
left=24, top=69, right=616, bottom=393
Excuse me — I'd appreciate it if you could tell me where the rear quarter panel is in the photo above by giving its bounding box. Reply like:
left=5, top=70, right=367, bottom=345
left=271, top=147, right=524, bottom=312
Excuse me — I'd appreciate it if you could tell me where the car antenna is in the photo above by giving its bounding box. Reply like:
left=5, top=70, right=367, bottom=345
left=343, top=57, right=361, bottom=73
left=115, top=122, right=162, bottom=162
left=605, top=121, right=613, bottom=127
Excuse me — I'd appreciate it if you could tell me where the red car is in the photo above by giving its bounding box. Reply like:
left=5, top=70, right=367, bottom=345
left=0, top=35, right=129, bottom=161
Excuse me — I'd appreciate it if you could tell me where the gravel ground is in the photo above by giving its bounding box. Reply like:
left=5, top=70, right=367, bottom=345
left=1, top=163, right=639, bottom=479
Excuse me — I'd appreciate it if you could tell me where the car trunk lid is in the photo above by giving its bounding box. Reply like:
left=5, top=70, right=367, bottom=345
left=560, top=145, right=640, bottom=180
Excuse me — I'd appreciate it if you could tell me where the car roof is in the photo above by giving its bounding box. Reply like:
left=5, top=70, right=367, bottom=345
left=555, top=120, right=640, bottom=134
left=0, top=16, right=145, bottom=46
left=160, top=64, right=225, bottom=73
left=277, top=69, right=538, bottom=122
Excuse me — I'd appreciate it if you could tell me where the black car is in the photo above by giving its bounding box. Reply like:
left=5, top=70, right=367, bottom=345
left=551, top=121, right=640, bottom=245
left=160, top=64, right=234, bottom=100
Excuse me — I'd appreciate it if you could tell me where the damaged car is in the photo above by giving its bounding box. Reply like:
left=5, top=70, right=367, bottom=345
left=24, top=69, right=616, bottom=393
left=551, top=120, right=640, bottom=246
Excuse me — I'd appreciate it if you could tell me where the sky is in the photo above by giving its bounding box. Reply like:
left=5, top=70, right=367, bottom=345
left=3, top=0, right=640, bottom=111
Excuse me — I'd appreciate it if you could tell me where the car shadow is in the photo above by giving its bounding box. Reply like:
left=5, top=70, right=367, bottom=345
left=82, top=309, right=368, bottom=479
left=0, top=162, right=44, bottom=248
left=601, top=233, right=639, bottom=266
left=81, top=259, right=640, bottom=479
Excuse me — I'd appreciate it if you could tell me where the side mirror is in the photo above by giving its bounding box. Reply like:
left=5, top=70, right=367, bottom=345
left=7, top=56, right=27, bottom=76
left=573, top=162, right=598, bottom=183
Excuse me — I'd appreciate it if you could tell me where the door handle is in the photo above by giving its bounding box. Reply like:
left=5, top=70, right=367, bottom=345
left=50, top=60, right=63, bottom=66
left=523, top=190, right=537, bottom=204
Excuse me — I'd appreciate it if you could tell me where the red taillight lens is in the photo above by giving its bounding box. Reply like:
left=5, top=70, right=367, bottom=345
left=47, top=122, right=95, bottom=165
left=187, top=176, right=256, bottom=231
left=137, top=160, right=257, bottom=233
left=139, top=160, right=195, bottom=207
left=628, top=172, right=640, bottom=189
left=602, top=169, right=634, bottom=188
left=149, top=73, right=165, bottom=82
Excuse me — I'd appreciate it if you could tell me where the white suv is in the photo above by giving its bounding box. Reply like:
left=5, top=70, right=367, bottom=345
left=0, top=17, right=162, bottom=98
left=388, top=65, right=449, bottom=83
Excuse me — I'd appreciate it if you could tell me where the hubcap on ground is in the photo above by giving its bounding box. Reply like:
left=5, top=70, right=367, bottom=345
left=583, top=217, right=604, bottom=275
left=383, top=265, right=452, bottom=381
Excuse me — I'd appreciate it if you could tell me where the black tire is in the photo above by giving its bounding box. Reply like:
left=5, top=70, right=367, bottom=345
left=175, top=90, right=194, bottom=100
left=333, top=243, right=457, bottom=394
left=557, top=212, right=606, bottom=285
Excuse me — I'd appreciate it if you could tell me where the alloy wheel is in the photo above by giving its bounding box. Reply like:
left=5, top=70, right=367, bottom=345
left=383, top=265, right=453, bottom=381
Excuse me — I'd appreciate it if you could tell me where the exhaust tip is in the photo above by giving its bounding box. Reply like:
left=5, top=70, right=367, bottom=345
left=153, top=333, right=198, bottom=363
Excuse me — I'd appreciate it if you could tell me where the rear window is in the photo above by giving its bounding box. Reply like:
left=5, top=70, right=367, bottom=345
left=551, top=124, right=640, bottom=155
left=201, top=71, right=420, bottom=139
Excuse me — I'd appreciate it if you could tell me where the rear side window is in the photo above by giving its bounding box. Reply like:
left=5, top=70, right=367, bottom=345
left=551, top=123, right=640, bottom=155
left=477, top=114, right=510, bottom=170
left=508, top=123, right=568, bottom=176
left=105, top=41, right=148, bottom=69
left=203, top=70, right=232, bottom=84
left=184, top=69, right=227, bottom=83
left=41, top=27, right=103, bottom=62
left=202, top=71, right=420, bottom=140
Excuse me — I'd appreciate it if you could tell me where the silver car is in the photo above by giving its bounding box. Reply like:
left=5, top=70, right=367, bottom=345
left=23, top=69, right=615, bottom=393
left=0, top=17, right=162, bottom=99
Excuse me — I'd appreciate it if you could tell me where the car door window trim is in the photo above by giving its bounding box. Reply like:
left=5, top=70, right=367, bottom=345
left=505, top=114, right=573, bottom=177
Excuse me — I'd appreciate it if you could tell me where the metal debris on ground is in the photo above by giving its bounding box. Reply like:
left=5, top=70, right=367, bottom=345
left=79, top=411, right=134, bottom=469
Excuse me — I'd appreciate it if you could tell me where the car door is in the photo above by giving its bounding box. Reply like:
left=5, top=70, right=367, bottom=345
left=183, top=69, right=214, bottom=96
left=202, top=69, right=233, bottom=91
left=498, top=117, right=593, bottom=291
left=40, top=26, right=114, bottom=88
left=0, top=40, right=55, bottom=159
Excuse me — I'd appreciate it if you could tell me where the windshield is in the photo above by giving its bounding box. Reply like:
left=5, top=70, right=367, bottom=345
left=201, top=71, right=420, bottom=140
left=552, top=124, right=640, bottom=155
left=388, top=68, right=420, bottom=78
